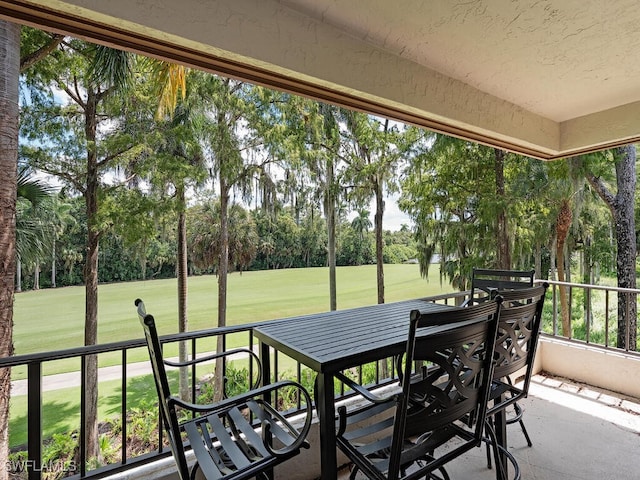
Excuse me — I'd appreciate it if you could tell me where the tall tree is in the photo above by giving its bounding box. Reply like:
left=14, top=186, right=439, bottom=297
left=193, top=74, right=275, bottom=395
left=20, top=38, right=140, bottom=461
left=585, top=145, right=637, bottom=350
left=15, top=166, right=54, bottom=292
left=400, top=136, right=504, bottom=290
left=0, top=21, right=19, bottom=480
left=309, top=102, right=343, bottom=310
left=0, top=24, right=64, bottom=479
left=342, top=112, right=403, bottom=304
left=259, top=94, right=345, bottom=308
left=494, top=148, right=511, bottom=269
left=145, top=97, right=206, bottom=399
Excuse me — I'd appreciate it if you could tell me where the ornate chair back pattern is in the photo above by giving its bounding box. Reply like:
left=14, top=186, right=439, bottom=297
left=335, top=299, right=502, bottom=480
left=465, top=268, right=535, bottom=306
left=491, top=284, right=548, bottom=383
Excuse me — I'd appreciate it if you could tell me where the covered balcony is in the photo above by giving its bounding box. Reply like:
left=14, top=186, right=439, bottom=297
left=5, top=280, right=640, bottom=480
left=2, top=2, right=640, bottom=480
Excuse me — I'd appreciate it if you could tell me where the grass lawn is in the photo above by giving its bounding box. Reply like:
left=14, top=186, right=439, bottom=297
left=13, top=264, right=450, bottom=358
left=9, top=264, right=452, bottom=446
left=10, top=372, right=160, bottom=447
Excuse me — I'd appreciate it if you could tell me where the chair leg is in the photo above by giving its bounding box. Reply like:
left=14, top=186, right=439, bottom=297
left=518, top=418, right=532, bottom=447
left=484, top=419, right=521, bottom=480
left=511, top=403, right=533, bottom=447
left=485, top=416, right=493, bottom=469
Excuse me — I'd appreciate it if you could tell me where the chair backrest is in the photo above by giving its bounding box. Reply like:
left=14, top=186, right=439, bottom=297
left=386, top=300, right=501, bottom=476
left=492, top=283, right=548, bottom=391
left=467, top=268, right=535, bottom=305
left=135, top=299, right=191, bottom=480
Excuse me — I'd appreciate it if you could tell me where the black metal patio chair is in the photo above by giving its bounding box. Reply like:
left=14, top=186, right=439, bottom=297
left=334, top=299, right=502, bottom=480
left=483, top=284, right=548, bottom=476
left=462, top=268, right=535, bottom=307
left=135, top=299, right=312, bottom=480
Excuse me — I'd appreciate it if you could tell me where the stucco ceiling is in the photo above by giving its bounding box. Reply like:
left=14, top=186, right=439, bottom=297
left=283, top=0, right=640, bottom=123
left=3, top=0, right=640, bottom=159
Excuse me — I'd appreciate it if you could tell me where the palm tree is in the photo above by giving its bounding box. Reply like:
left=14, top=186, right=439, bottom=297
left=351, top=208, right=372, bottom=265
left=148, top=97, right=206, bottom=399
left=351, top=209, right=372, bottom=242
left=47, top=194, right=74, bottom=288
left=15, top=166, right=54, bottom=292
left=0, top=21, right=19, bottom=479
left=0, top=26, right=69, bottom=474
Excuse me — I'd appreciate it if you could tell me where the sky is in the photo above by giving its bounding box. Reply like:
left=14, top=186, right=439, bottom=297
left=384, top=198, right=413, bottom=231
left=348, top=194, right=413, bottom=232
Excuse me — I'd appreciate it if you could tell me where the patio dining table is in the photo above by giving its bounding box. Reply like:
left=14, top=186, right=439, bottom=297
left=253, top=298, right=460, bottom=480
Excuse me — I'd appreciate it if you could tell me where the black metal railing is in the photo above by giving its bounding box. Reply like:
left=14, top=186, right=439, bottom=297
left=2, top=295, right=465, bottom=480
left=534, top=279, right=640, bottom=352
left=3, top=285, right=637, bottom=480
left=3, top=324, right=263, bottom=480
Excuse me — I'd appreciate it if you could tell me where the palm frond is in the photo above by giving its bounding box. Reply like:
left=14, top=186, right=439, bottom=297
left=88, top=44, right=133, bottom=90
left=17, top=166, right=54, bottom=206
left=153, top=61, right=187, bottom=120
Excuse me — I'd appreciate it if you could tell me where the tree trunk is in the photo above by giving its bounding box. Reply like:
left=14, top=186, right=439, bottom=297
left=139, top=239, right=147, bottom=280
left=586, top=146, right=637, bottom=350
left=534, top=241, right=542, bottom=279
left=83, top=89, right=100, bottom=462
left=549, top=234, right=557, bottom=281
left=33, top=263, right=40, bottom=290
left=494, top=149, right=511, bottom=269
left=15, top=258, right=21, bottom=293
left=373, top=178, right=388, bottom=379
left=177, top=184, right=189, bottom=400
left=0, top=20, right=19, bottom=480
left=583, top=236, right=593, bottom=329
left=612, top=146, right=637, bottom=350
left=51, top=241, right=56, bottom=288
left=327, top=157, right=337, bottom=311
left=214, top=176, right=230, bottom=401
left=556, top=199, right=572, bottom=338
left=374, top=179, right=385, bottom=305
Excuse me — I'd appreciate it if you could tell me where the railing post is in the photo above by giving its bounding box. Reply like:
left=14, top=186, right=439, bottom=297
left=552, top=284, right=558, bottom=335
left=80, top=356, right=86, bottom=477
left=605, top=292, right=610, bottom=347
left=625, top=291, right=631, bottom=352
left=121, top=349, right=127, bottom=464
left=27, top=362, right=42, bottom=480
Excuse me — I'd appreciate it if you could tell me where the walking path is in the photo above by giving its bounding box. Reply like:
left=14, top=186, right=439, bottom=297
left=11, top=360, right=154, bottom=396
left=10, top=347, right=260, bottom=396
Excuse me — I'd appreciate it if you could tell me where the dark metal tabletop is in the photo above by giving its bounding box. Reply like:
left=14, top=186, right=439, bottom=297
left=253, top=299, right=454, bottom=373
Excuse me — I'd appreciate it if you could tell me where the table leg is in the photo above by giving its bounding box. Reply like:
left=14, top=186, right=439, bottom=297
left=494, top=396, right=508, bottom=480
left=259, top=341, right=271, bottom=391
left=258, top=342, right=275, bottom=480
left=316, top=372, right=337, bottom=480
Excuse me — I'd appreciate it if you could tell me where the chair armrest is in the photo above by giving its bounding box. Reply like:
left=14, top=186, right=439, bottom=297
left=169, top=379, right=300, bottom=412
left=164, top=347, right=262, bottom=391
left=163, top=347, right=259, bottom=369
left=170, top=379, right=313, bottom=459
left=335, top=371, right=402, bottom=404
left=258, top=382, right=313, bottom=457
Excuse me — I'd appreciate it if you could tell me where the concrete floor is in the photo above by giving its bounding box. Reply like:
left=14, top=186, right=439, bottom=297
left=339, top=374, right=640, bottom=480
